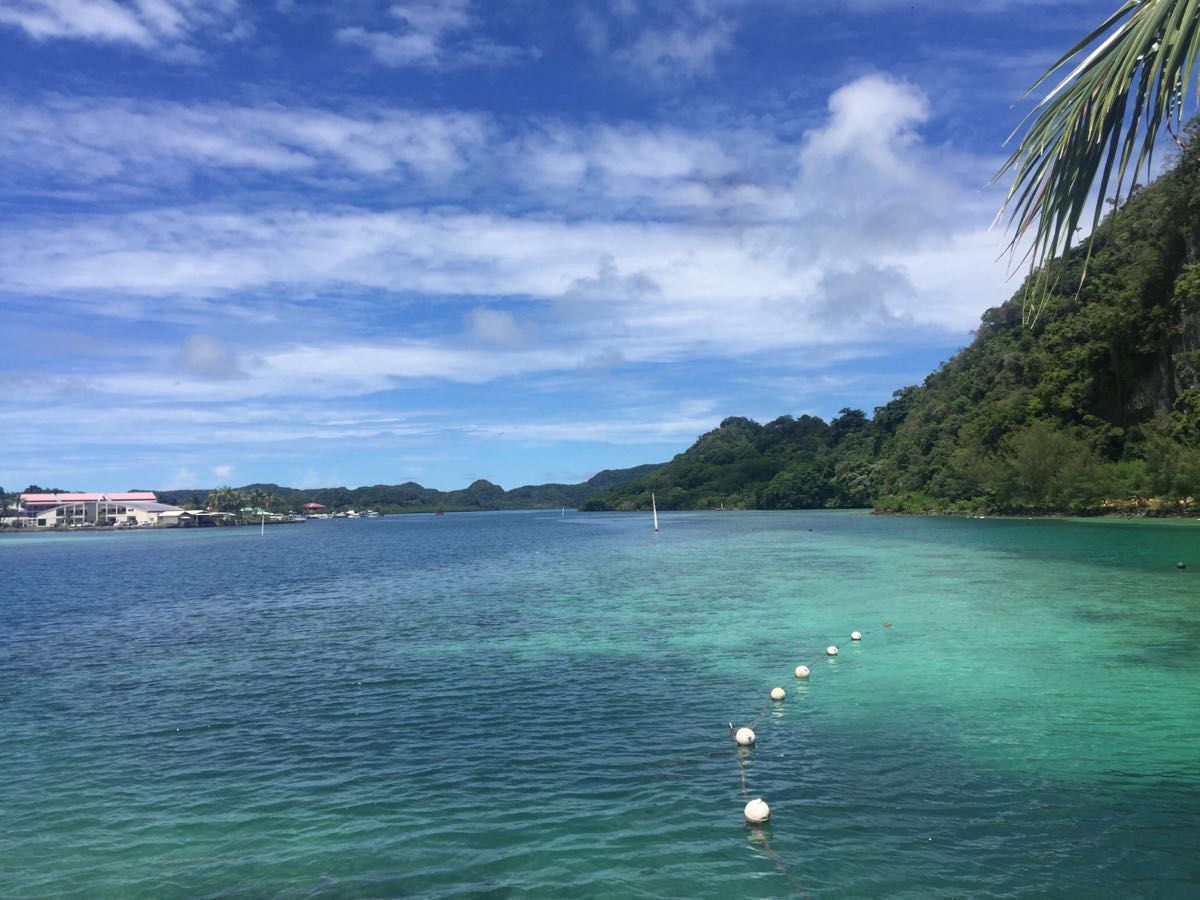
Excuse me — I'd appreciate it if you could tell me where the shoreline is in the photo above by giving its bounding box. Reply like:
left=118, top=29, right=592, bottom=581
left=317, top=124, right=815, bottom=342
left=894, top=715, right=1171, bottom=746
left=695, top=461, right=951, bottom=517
left=870, top=507, right=1200, bottom=521
left=0, top=519, right=306, bottom=535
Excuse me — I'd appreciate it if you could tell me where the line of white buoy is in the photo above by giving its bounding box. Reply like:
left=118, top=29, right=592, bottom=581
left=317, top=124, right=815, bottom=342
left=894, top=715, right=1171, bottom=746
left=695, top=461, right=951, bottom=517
left=734, top=628, right=874, bottom=825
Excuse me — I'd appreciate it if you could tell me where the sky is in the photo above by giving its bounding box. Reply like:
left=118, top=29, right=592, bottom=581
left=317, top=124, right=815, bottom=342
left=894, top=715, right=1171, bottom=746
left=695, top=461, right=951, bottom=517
left=0, top=0, right=1109, bottom=493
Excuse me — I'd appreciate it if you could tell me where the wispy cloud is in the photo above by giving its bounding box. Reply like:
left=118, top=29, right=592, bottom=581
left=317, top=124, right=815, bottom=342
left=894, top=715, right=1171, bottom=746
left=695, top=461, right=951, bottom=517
left=178, top=334, right=245, bottom=380
left=579, top=0, right=740, bottom=81
left=0, top=0, right=245, bottom=56
left=464, top=308, right=536, bottom=349
left=1, top=96, right=777, bottom=220
left=7, top=90, right=964, bottom=232
left=0, top=75, right=1009, bottom=382
left=1, top=97, right=490, bottom=187
left=336, top=0, right=529, bottom=69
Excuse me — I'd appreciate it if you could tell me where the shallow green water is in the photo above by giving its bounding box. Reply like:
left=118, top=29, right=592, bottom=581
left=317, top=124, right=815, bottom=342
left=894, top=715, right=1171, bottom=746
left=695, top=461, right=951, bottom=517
left=2, top=511, right=1198, bottom=897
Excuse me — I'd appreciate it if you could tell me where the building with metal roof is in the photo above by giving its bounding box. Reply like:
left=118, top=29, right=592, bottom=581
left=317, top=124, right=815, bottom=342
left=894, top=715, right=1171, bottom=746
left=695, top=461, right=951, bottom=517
left=20, top=492, right=157, bottom=514
left=29, top=499, right=184, bottom=528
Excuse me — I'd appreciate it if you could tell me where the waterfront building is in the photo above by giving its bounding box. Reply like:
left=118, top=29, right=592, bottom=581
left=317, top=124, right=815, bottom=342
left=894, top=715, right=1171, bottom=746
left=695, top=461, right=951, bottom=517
left=20, top=492, right=157, bottom=515
left=27, top=498, right=188, bottom=528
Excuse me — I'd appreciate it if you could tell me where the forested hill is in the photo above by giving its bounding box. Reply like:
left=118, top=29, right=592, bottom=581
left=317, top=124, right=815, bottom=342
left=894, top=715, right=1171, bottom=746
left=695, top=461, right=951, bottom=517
left=579, top=411, right=876, bottom=511
left=584, top=129, right=1200, bottom=515
left=156, top=463, right=662, bottom=514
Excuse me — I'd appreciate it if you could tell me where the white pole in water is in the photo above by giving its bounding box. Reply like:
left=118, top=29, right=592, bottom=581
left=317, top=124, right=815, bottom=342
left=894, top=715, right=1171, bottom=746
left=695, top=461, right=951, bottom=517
left=652, top=492, right=659, bottom=532
left=261, top=512, right=265, bottom=536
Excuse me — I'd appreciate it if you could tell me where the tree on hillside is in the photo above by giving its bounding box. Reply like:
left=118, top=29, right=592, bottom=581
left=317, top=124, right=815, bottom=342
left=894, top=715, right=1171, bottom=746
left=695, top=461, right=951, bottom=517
left=245, top=488, right=274, bottom=512
left=1000, top=1, right=1200, bottom=325
left=206, top=486, right=245, bottom=512
left=829, top=408, right=868, bottom=444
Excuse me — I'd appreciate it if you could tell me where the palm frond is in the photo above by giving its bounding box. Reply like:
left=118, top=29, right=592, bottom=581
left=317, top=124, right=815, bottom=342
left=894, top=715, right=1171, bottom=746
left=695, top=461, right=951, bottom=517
left=997, top=0, right=1200, bottom=324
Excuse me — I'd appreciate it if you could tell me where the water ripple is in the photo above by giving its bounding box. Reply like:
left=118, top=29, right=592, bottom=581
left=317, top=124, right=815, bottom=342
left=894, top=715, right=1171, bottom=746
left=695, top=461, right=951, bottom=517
left=2, top=513, right=1199, bottom=897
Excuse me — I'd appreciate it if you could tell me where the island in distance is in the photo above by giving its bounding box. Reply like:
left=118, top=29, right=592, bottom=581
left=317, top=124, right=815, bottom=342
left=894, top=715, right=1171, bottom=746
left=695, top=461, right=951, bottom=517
left=152, top=464, right=665, bottom=516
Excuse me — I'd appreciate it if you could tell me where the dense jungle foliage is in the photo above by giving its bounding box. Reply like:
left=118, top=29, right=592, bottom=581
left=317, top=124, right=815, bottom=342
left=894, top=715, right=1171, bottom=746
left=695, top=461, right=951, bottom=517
left=579, top=411, right=876, bottom=511
left=583, top=129, right=1200, bottom=516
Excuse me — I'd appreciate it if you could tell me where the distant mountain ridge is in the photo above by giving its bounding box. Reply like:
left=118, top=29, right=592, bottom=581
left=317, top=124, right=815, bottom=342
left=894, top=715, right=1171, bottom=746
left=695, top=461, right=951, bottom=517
left=153, top=464, right=663, bottom=514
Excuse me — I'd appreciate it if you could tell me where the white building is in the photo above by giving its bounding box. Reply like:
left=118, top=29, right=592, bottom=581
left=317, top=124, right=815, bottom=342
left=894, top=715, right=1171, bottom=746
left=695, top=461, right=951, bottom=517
left=20, top=491, right=157, bottom=516
left=28, top=498, right=189, bottom=528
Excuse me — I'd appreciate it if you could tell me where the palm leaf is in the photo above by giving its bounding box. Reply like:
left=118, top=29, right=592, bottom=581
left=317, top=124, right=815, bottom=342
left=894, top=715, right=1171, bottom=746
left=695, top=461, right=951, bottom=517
left=997, top=0, right=1200, bottom=322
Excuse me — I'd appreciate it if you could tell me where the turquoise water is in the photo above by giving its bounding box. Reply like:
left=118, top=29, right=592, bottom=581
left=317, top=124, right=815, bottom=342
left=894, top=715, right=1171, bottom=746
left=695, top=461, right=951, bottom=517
left=2, top=511, right=1199, bottom=897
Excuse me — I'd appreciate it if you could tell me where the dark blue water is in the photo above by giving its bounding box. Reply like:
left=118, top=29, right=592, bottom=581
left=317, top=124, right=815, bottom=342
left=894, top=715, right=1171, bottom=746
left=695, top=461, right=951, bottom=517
left=2, top=511, right=1199, bottom=897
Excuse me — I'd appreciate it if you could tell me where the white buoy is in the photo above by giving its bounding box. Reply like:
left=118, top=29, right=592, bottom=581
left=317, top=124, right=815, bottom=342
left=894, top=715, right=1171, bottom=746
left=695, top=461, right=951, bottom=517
left=851, top=631, right=862, bottom=641
left=826, top=645, right=839, bottom=656
left=744, top=797, right=771, bottom=824
left=770, top=687, right=786, bottom=701
left=735, top=726, right=756, bottom=746
left=794, top=665, right=810, bottom=678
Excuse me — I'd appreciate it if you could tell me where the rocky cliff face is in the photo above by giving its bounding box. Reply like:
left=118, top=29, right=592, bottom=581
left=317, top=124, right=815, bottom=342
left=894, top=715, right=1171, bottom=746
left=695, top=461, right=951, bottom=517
left=1171, top=309, right=1200, bottom=393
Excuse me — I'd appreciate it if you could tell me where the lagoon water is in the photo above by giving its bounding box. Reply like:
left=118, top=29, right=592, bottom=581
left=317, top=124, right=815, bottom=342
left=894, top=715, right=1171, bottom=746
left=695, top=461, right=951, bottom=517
left=2, top=510, right=1199, bottom=897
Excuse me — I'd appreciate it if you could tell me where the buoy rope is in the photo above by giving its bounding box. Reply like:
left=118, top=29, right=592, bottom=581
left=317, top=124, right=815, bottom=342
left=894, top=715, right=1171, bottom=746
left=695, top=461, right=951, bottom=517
left=734, top=742, right=807, bottom=895
left=730, top=657, right=816, bottom=895
left=727, top=627, right=883, bottom=898
left=747, top=697, right=774, bottom=731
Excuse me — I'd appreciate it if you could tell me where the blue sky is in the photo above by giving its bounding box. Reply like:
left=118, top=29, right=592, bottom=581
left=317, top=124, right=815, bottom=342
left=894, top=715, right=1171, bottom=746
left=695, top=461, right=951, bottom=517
left=0, top=0, right=1105, bottom=493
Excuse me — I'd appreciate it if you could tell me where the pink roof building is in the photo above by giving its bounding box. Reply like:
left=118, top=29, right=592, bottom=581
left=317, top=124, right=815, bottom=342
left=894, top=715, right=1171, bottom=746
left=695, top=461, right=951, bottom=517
left=303, top=502, right=326, bottom=509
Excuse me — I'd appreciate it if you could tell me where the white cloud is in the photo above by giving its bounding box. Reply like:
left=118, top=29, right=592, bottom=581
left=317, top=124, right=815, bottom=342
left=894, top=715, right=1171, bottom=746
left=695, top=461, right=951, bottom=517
left=591, top=125, right=736, bottom=181
left=336, top=0, right=527, bottom=68
left=0, top=396, right=440, bottom=453
left=0, top=0, right=242, bottom=54
left=803, top=74, right=928, bottom=175
left=569, top=255, right=657, bottom=306
left=811, top=263, right=914, bottom=327
left=579, top=0, right=739, bottom=81
left=465, top=308, right=535, bottom=348
left=212, top=464, right=233, bottom=479
left=788, top=74, right=972, bottom=264
left=0, top=95, right=799, bottom=223
left=619, top=20, right=732, bottom=79
left=179, top=334, right=244, bottom=379
left=0, top=98, right=490, bottom=185
left=0, top=74, right=1015, bottom=408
